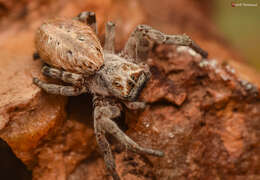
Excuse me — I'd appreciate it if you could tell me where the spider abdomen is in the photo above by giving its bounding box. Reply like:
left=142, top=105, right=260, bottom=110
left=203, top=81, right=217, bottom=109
left=35, top=18, right=104, bottom=74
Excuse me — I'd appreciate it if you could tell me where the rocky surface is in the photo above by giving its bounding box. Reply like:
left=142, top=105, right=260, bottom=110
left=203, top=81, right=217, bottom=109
left=0, top=33, right=67, bottom=165
left=127, top=45, right=260, bottom=179
left=0, top=0, right=259, bottom=180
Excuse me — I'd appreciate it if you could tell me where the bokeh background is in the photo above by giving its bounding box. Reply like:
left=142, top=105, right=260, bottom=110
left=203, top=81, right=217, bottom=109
left=213, top=0, right=260, bottom=71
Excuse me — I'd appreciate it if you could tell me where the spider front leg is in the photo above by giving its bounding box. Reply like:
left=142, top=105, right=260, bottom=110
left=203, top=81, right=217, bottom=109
left=123, top=24, right=208, bottom=62
left=93, top=96, right=163, bottom=180
left=93, top=96, right=121, bottom=180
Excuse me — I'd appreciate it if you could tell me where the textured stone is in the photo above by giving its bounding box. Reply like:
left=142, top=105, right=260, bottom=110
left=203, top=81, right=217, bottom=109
left=0, top=32, right=67, bottom=165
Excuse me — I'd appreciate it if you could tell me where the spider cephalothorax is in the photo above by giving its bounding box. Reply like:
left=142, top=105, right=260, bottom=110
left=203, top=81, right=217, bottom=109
left=97, top=53, right=150, bottom=101
left=33, top=11, right=208, bottom=180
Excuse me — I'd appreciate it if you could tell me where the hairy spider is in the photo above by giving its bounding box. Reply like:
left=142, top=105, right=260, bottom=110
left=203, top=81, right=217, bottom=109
left=33, top=11, right=208, bottom=180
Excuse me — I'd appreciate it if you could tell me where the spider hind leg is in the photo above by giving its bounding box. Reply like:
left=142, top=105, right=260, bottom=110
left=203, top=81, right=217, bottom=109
left=33, top=77, right=86, bottom=96
left=75, top=11, right=97, bottom=33
left=41, top=65, right=84, bottom=86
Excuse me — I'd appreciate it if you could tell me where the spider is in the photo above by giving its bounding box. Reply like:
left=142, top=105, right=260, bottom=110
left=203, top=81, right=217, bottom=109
left=33, top=11, right=208, bottom=180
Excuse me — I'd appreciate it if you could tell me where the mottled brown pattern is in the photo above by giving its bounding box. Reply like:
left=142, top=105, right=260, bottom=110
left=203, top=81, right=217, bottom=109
left=35, top=18, right=104, bottom=74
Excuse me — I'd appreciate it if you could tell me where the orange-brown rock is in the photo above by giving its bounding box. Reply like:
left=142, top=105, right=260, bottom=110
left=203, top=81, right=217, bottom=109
left=32, top=95, right=96, bottom=180
left=126, top=45, right=260, bottom=179
left=0, top=34, right=67, bottom=164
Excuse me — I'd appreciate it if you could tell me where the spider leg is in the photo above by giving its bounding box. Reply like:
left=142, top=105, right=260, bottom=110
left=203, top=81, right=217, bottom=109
left=41, top=65, right=84, bottom=86
left=94, top=113, right=120, bottom=180
left=93, top=96, right=163, bottom=179
left=101, top=116, right=163, bottom=156
left=75, top=11, right=97, bottom=33
left=33, top=77, right=86, bottom=96
left=104, top=21, right=115, bottom=53
left=123, top=24, right=208, bottom=62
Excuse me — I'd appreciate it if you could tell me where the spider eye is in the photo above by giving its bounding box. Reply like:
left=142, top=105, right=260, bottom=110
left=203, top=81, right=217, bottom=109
left=114, top=82, right=121, bottom=87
